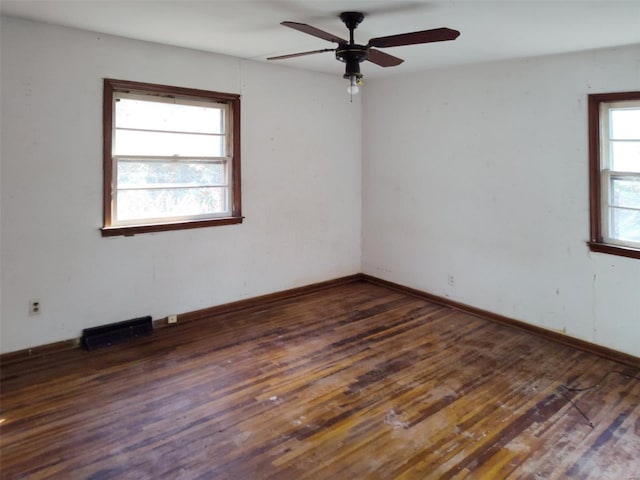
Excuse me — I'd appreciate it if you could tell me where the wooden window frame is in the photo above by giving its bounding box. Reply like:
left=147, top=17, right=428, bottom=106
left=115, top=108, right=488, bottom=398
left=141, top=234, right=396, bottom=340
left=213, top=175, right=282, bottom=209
left=588, top=91, right=640, bottom=260
left=102, top=79, right=242, bottom=237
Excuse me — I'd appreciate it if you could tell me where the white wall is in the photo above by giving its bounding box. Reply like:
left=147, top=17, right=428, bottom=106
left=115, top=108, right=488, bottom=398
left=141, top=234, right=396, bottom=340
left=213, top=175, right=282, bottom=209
left=2, top=16, right=638, bottom=359
left=363, top=45, right=640, bottom=357
left=0, top=16, right=362, bottom=353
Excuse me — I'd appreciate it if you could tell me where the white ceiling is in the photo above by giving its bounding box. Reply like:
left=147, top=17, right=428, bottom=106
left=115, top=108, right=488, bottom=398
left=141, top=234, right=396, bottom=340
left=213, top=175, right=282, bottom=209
left=2, top=1, right=640, bottom=79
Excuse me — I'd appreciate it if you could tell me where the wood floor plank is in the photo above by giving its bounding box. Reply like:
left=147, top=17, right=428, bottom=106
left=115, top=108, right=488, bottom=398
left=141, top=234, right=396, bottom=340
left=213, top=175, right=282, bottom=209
left=1, top=281, right=638, bottom=479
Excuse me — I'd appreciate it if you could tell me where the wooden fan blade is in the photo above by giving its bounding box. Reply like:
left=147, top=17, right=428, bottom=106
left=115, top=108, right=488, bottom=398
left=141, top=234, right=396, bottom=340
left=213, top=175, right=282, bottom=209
left=267, top=49, right=336, bottom=61
left=368, top=27, right=460, bottom=48
left=367, top=48, right=404, bottom=67
left=281, top=21, right=347, bottom=44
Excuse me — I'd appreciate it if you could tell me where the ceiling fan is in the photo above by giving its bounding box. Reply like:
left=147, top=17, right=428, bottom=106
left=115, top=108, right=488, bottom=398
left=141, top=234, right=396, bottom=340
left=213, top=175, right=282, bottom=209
left=268, top=12, right=460, bottom=95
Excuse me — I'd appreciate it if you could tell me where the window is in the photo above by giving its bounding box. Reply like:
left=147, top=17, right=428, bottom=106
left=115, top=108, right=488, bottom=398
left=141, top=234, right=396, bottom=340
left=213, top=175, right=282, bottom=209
left=102, top=79, right=242, bottom=236
left=588, top=91, right=640, bottom=259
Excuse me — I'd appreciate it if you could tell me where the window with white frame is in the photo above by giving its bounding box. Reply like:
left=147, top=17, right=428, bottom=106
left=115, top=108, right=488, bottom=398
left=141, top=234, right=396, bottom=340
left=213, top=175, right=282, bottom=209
left=588, top=92, right=640, bottom=258
left=102, top=79, right=242, bottom=236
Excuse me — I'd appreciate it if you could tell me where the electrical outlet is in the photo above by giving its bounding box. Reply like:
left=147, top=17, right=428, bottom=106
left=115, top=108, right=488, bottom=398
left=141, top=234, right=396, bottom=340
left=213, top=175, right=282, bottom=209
left=29, top=300, right=41, bottom=316
left=447, top=274, right=455, bottom=286
left=167, top=314, right=178, bottom=324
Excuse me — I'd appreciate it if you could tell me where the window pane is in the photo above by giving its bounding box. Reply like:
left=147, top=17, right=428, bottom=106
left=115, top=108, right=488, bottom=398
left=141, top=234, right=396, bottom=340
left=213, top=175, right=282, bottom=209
left=610, top=207, right=640, bottom=243
left=116, top=187, right=228, bottom=221
left=114, top=129, right=225, bottom=157
left=115, top=97, right=224, bottom=134
left=611, top=177, right=640, bottom=209
left=610, top=109, right=640, bottom=140
left=611, top=141, right=640, bottom=173
left=118, top=160, right=226, bottom=188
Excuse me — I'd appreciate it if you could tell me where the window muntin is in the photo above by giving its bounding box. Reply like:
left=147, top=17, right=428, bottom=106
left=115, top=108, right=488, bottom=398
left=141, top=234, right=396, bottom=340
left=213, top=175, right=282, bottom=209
left=589, top=92, right=640, bottom=258
left=103, top=79, right=242, bottom=236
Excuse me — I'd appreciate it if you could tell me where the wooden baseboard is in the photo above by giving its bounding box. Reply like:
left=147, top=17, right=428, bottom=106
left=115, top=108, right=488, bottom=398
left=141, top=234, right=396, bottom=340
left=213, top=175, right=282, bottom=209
left=153, top=273, right=365, bottom=327
left=361, top=274, right=640, bottom=369
left=0, top=338, right=81, bottom=366
left=0, top=274, right=364, bottom=363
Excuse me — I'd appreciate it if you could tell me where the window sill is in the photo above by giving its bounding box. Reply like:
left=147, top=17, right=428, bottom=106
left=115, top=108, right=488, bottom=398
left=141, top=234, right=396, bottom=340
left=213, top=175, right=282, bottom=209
left=588, top=241, right=640, bottom=260
left=102, top=216, right=244, bottom=237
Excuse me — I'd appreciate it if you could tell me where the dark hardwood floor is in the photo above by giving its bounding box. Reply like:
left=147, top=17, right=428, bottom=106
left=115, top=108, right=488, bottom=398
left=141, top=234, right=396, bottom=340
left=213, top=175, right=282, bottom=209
left=1, top=281, right=639, bottom=479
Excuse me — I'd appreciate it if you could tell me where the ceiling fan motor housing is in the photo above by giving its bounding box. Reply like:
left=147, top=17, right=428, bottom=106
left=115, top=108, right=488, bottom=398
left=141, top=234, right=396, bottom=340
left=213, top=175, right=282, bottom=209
left=336, top=45, right=367, bottom=79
